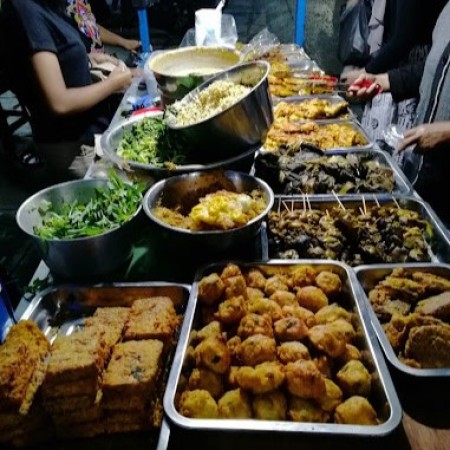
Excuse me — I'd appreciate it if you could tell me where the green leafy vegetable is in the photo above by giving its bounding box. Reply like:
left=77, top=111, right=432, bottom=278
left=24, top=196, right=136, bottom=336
left=34, top=171, right=144, bottom=240
left=117, top=117, right=186, bottom=167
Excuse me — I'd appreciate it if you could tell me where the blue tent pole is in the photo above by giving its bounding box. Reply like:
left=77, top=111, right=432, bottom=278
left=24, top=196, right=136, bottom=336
left=138, top=8, right=151, bottom=54
left=295, top=0, right=307, bottom=46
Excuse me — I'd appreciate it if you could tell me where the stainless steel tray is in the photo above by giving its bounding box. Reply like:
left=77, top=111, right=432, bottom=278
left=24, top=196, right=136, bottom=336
left=164, top=260, right=402, bottom=437
left=271, top=94, right=356, bottom=123
left=266, top=195, right=450, bottom=264
left=20, top=282, right=191, bottom=450
left=355, top=263, right=450, bottom=377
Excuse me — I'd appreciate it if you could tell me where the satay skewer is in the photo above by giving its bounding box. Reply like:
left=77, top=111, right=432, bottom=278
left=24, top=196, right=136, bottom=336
left=362, top=197, right=367, bottom=215
left=331, top=190, right=346, bottom=211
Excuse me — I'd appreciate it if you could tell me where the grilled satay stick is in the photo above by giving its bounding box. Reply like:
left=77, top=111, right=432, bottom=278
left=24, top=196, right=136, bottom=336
left=332, top=190, right=346, bottom=211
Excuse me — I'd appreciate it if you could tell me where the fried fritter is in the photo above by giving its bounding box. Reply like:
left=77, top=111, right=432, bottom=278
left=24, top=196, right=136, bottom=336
left=265, top=275, right=291, bottom=296
left=415, top=292, right=450, bottom=320
left=288, top=397, right=329, bottom=423
left=308, top=325, right=346, bottom=358
left=226, top=336, right=242, bottom=360
left=237, top=314, right=273, bottom=339
left=270, top=290, right=297, bottom=307
left=194, top=336, right=231, bottom=374
left=194, top=321, right=222, bottom=343
left=315, top=271, right=342, bottom=297
left=372, top=300, right=411, bottom=321
left=282, top=305, right=316, bottom=328
left=290, top=266, right=316, bottom=288
left=188, top=368, right=224, bottom=399
left=327, top=319, right=356, bottom=343
left=245, top=269, right=267, bottom=290
left=313, top=355, right=333, bottom=378
left=224, top=276, right=248, bottom=300
left=235, top=335, right=277, bottom=366
left=178, top=390, right=218, bottom=418
left=317, top=378, right=343, bottom=412
left=253, top=390, right=287, bottom=420
left=284, top=360, right=326, bottom=400
left=338, top=344, right=362, bottom=364
left=234, top=362, right=285, bottom=394
left=221, top=263, right=242, bottom=281
left=411, top=271, right=450, bottom=293
left=247, top=298, right=283, bottom=321
left=217, top=388, right=252, bottom=418
left=214, top=295, right=247, bottom=325
left=334, top=396, right=378, bottom=425
left=274, top=317, right=309, bottom=341
left=198, top=273, right=225, bottom=305
left=296, top=286, right=329, bottom=312
left=277, top=342, right=311, bottom=364
left=336, top=360, right=371, bottom=397
left=315, top=304, right=352, bottom=325
left=247, top=287, right=265, bottom=301
left=378, top=276, right=425, bottom=304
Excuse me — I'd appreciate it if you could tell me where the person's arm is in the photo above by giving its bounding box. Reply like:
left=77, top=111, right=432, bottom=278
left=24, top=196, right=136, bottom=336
left=387, top=60, right=425, bottom=102
left=398, top=122, right=450, bottom=152
left=98, top=25, right=140, bottom=51
left=365, top=0, right=420, bottom=73
left=32, top=51, right=131, bottom=115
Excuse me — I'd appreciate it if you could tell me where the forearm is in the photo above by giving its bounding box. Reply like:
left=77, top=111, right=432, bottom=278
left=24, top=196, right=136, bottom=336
left=98, top=25, right=127, bottom=48
left=388, top=61, right=425, bottom=102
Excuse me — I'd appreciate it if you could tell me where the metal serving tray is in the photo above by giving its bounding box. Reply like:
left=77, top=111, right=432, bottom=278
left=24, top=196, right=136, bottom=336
left=164, top=260, right=402, bottom=437
left=271, top=94, right=356, bottom=123
left=20, top=282, right=191, bottom=450
left=265, top=195, right=450, bottom=264
left=355, top=263, right=450, bottom=377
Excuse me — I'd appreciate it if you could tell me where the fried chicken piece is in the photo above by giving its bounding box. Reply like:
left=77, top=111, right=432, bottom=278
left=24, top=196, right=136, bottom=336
left=404, top=324, right=450, bottom=368
left=198, top=273, right=225, bottom=305
left=338, top=344, right=361, bottom=364
left=217, top=389, right=252, bottom=418
left=282, top=305, right=316, bottom=327
left=284, top=360, right=326, bottom=400
left=253, top=391, right=287, bottom=420
left=178, top=390, right=219, bottom=418
left=224, top=276, right=248, bottom=300
left=247, top=298, right=283, bottom=321
left=415, top=292, right=450, bottom=320
left=411, top=271, right=450, bottom=293
left=317, top=378, right=343, bottom=412
left=288, top=397, right=329, bottom=423
left=193, top=321, right=223, bottom=343
left=235, top=335, right=277, bottom=366
left=221, top=263, right=242, bottom=281
left=290, top=266, right=316, bottom=288
left=313, top=355, right=333, bottom=378
left=234, top=362, right=285, bottom=394
left=296, top=286, right=329, bottom=313
left=265, top=275, right=291, bottom=296
left=188, top=369, right=224, bottom=399
left=308, top=325, right=346, bottom=358
left=270, top=290, right=297, bottom=307
left=247, top=287, right=265, bottom=301
left=336, top=360, right=371, bottom=397
left=238, top=314, right=273, bottom=339
left=327, top=319, right=356, bottom=343
left=315, top=304, right=352, bottom=325
left=214, top=295, right=247, bottom=325
left=274, top=317, right=309, bottom=341
left=195, top=336, right=231, bottom=374
left=369, top=287, right=393, bottom=306
left=315, top=271, right=342, bottom=297
left=334, top=396, right=378, bottom=425
left=372, top=300, right=411, bottom=321
left=245, top=268, right=267, bottom=289
left=378, top=276, right=426, bottom=304
left=277, top=342, right=311, bottom=364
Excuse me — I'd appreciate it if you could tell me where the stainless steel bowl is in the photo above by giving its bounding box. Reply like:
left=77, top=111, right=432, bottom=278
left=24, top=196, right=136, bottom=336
left=16, top=180, right=142, bottom=279
left=165, top=61, right=273, bottom=163
left=143, top=170, right=274, bottom=252
left=147, top=46, right=240, bottom=105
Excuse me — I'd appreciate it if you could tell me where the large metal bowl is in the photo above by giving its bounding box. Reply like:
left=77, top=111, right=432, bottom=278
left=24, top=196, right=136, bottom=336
left=147, top=46, right=240, bottom=105
left=143, top=170, right=274, bottom=252
left=165, top=61, right=273, bottom=163
left=16, top=180, right=142, bottom=280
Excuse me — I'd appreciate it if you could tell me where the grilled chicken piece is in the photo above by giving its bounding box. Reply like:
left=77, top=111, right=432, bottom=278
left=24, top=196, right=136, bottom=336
left=415, top=291, right=450, bottom=319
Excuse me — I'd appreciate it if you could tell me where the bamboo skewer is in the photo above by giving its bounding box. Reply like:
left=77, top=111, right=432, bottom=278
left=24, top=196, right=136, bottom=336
left=332, top=190, right=346, bottom=211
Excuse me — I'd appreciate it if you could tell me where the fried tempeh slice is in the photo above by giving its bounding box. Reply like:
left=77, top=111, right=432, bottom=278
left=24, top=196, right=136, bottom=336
left=415, top=291, right=450, bottom=320
left=41, top=377, right=98, bottom=399
left=123, top=297, right=178, bottom=342
left=43, top=393, right=100, bottom=414
left=52, top=404, right=103, bottom=426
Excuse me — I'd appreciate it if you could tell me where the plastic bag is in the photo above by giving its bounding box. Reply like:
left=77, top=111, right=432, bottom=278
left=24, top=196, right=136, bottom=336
left=338, top=0, right=372, bottom=66
left=240, top=28, right=280, bottom=62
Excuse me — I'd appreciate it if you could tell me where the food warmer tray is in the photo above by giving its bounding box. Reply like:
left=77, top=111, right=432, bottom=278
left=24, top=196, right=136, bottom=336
left=264, top=195, right=450, bottom=264
left=20, top=282, right=191, bottom=450
left=271, top=94, right=357, bottom=123
left=164, top=260, right=402, bottom=437
left=355, top=263, right=450, bottom=377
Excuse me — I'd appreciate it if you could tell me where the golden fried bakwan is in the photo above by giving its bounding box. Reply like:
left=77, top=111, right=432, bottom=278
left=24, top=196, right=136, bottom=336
left=308, top=325, right=346, bottom=358
left=327, top=319, right=356, bottom=343
left=288, top=397, right=329, bottom=423
left=246, top=268, right=267, bottom=290
left=253, top=391, right=287, bottom=420
left=317, top=379, right=343, bottom=413
left=214, top=295, right=247, bottom=325
left=235, top=335, right=277, bottom=367
left=224, top=275, right=248, bottom=300
left=220, top=263, right=242, bottom=281
left=277, top=342, right=311, bottom=364
left=315, top=271, right=342, bottom=297
left=296, top=286, right=329, bottom=312
left=338, top=344, right=362, bottom=364
left=217, top=389, right=252, bottom=419
left=237, top=314, right=273, bottom=339
left=194, top=336, right=231, bottom=374
left=226, top=336, right=242, bottom=360
left=313, top=355, right=333, bottom=378
left=336, top=360, right=371, bottom=397
left=315, top=304, right=352, bottom=325
left=264, top=275, right=291, bottom=296
left=234, top=362, right=285, bottom=394
left=284, top=360, right=326, bottom=400
left=270, top=290, right=297, bottom=307
left=246, top=287, right=265, bottom=301
left=178, top=390, right=219, bottom=419
left=282, top=305, right=316, bottom=328
left=197, top=273, right=225, bottom=306
left=188, top=368, right=224, bottom=399
left=274, top=317, right=309, bottom=341
left=334, top=396, right=378, bottom=425
left=193, top=321, right=222, bottom=343
left=247, top=298, right=283, bottom=321
left=290, top=266, right=316, bottom=288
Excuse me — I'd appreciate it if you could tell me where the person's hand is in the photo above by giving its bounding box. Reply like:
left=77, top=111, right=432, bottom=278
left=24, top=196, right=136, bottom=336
left=122, top=39, right=141, bottom=52
left=107, top=62, right=132, bottom=91
left=397, top=122, right=450, bottom=152
left=89, top=52, right=121, bottom=67
left=347, top=73, right=389, bottom=100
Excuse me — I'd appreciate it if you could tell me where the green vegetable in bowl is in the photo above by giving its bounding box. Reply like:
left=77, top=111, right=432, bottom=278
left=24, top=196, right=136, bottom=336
left=117, top=117, right=186, bottom=167
left=34, top=172, right=145, bottom=240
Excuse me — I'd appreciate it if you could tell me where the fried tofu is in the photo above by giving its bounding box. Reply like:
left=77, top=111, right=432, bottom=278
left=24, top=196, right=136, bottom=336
left=41, top=377, right=98, bottom=399
left=123, top=297, right=178, bottom=343
left=43, top=393, right=100, bottom=414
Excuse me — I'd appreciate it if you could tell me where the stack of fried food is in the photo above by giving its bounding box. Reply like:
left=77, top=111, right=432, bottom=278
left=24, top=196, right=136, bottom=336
left=0, top=321, right=51, bottom=447
left=274, top=99, right=350, bottom=122
left=269, top=72, right=338, bottom=98
left=368, top=268, right=450, bottom=369
left=177, top=263, right=380, bottom=426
